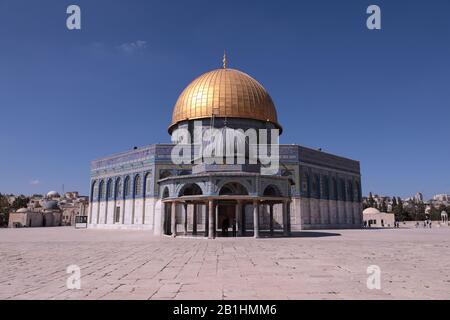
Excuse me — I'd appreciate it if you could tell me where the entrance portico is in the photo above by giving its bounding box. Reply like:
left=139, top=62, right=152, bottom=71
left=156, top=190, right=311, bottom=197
left=161, top=195, right=291, bottom=239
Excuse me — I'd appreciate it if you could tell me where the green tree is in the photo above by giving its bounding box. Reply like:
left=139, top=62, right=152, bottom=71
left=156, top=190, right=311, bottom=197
left=393, top=197, right=406, bottom=221
left=0, top=193, right=11, bottom=227
left=11, top=195, right=29, bottom=211
left=392, top=196, right=398, bottom=208
left=368, top=193, right=375, bottom=208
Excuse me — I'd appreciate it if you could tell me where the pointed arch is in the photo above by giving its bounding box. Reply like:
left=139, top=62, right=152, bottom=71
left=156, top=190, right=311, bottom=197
left=98, top=180, right=105, bottom=200
left=124, top=176, right=131, bottom=197
left=134, top=175, right=142, bottom=197
left=114, top=177, right=122, bottom=199
left=178, top=183, right=203, bottom=197
left=263, top=185, right=282, bottom=197
left=106, top=179, right=113, bottom=200
left=144, top=172, right=152, bottom=196
left=162, top=187, right=170, bottom=199
left=219, top=182, right=249, bottom=196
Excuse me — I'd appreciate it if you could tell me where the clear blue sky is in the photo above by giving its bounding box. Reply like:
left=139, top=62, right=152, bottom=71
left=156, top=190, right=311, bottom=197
left=1, top=0, right=449, bottom=199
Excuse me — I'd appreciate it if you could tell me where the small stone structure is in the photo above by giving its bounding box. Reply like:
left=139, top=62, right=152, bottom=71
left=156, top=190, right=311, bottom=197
left=363, top=207, right=395, bottom=228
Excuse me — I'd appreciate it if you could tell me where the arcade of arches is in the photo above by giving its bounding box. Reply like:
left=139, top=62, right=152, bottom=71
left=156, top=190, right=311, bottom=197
left=161, top=183, right=290, bottom=239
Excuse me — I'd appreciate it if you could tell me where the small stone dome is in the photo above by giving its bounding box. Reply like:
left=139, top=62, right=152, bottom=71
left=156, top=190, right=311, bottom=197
left=16, top=208, right=28, bottom=213
left=43, top=200, right=59, bottom=210
left=363, top=207, right=381, bottom=214
left=47, top=191, right=60, bottom=198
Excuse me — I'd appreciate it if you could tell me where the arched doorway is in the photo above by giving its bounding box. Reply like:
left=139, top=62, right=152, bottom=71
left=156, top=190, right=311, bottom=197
left=217, top=182, right=249, bottom=237
left=178, top=183, right=203, bottom=236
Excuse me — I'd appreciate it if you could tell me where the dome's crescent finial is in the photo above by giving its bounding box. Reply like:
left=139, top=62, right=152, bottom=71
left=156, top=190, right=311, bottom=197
left=223, top=51, right=227, bottom=69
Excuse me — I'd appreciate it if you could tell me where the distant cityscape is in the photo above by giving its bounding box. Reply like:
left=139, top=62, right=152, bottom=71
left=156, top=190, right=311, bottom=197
left=363, top=192, right=450, bottom=222
left=1, top=190, right=449, bottom=228
left=0, top=191, right=88, bottom=228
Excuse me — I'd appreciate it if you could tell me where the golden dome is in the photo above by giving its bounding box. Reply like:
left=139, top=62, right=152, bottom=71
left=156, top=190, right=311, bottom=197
left=169, top=68, right=281, bottom=133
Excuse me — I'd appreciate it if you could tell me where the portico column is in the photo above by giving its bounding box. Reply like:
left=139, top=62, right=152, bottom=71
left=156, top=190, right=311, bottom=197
left=192, top=203, right=198, bottom=235
left=253, top=200, right=260, bottom=238
left=236, top=201, right=243, bottom=236
left=183, top=203, right=188, bottom=236
left=269, top=203, right=274, bottom=236
left=208, top=200, right=215, bottom=239
left=215, top=204, right=219, bottom=233
left=204, top=202, right=209, bottom=238
left=171, top=202, right=176, bottom=237
left=162, top=202, right=167, bottom=235
left=283, top=200, right=290, bottom=236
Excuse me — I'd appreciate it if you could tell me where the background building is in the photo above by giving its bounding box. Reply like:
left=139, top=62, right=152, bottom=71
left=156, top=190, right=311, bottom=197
left=363, top=207, right=395, bottom=228
left=8, top=191, right=88, bottom=228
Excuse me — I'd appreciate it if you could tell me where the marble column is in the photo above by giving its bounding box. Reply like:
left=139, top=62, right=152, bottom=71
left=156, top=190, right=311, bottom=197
left=236, top=201, right=243, bottom=236
left=253, top=200, right=260, bottom=238
left=192, top=203, right=198, bottom=235
left=269, top=203, right=274, bottom=236
left=162, top=202, right=167, bottom=235
left=171, top=202, right=176, bottom=237
left=183, top=203, right=188, bottom=236
left=283, top=200, right=290, bottom=236
left=204, top=202, right=209, bottom=238
left=208, top=200, right=215, bottom=239
left=215, top=204, right=219, bottom=233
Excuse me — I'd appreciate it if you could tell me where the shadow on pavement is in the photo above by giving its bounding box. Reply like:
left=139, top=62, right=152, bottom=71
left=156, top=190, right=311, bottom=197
left=258, top=231, right=341, bottom=238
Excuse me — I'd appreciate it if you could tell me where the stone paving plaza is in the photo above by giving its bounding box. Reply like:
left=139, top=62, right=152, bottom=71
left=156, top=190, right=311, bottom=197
left=0, top=227, right=449, bottom=300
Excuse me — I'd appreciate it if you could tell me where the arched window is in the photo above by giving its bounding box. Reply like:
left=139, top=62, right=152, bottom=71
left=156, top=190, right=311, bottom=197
left=144, top=172, right=151, bottom=195
left=340, top=179, right=346, bottom=201
left=134, top=175, right=142, bottom=197
left=124, top=176, right=131, bottom=197
left=115, top=178, right=122, bottom=199
left=314, top=175, right=320, bottom=198
left=91, top=181, right=98, bottom=202
left=99, top=180, right=105, bottom=200
left=106, top=179, right=113, bottom=199
left=322, top=176, right=329, bottom=200
left=355, top=181, right=361, bottom=202
left=347, top=180, right=354, bottom=202
left=332, top=177, right=338, bottom=200
left=303, top=173, right=310, bottom=197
